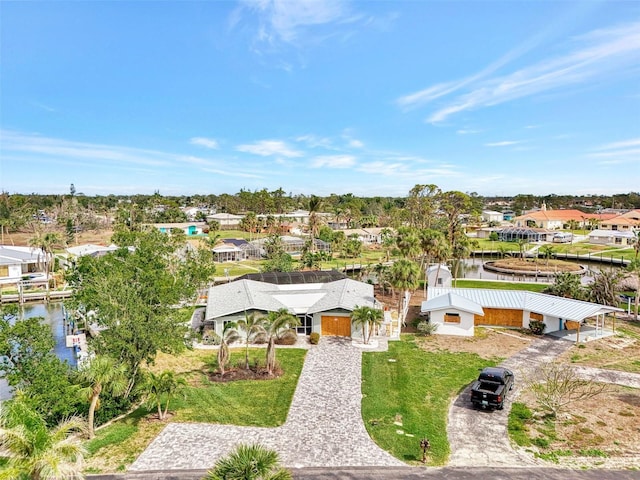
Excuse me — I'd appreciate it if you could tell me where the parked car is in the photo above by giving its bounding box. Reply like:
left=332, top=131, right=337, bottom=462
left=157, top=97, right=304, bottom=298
left=470, top=367, right=514, bottom=410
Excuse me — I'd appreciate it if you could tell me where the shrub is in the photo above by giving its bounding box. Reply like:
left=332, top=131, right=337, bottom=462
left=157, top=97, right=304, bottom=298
left=202, top=331, right=221, bottom=346
left=417, top=321, right=439, bottom=336
left=252, top=332, right=268, bottom=344
left=529, top=320, right=546, bottom=335
left=309, top=332, right=320, bottom=345
left=276, top=329, right=298, bottom=345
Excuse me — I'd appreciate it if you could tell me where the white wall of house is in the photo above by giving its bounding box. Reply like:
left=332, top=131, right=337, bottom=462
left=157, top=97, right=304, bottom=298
left=430, top=310, right=475, bottom=337
left=523, top=311, right=561, bottom=333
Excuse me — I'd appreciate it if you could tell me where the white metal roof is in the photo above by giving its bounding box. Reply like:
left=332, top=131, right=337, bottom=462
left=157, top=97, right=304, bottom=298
left=424, top=287, right=622, bottom=322
left=421, top=292, right=484, bottom=316
left=206, top=278, right=375, bottom=320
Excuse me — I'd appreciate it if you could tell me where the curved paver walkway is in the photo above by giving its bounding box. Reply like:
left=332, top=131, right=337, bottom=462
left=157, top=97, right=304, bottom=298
left=129, top=337, right=404, bottom=471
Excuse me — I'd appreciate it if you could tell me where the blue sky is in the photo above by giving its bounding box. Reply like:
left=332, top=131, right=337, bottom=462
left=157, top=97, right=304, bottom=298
left=1, top=1, right=639, bottom=197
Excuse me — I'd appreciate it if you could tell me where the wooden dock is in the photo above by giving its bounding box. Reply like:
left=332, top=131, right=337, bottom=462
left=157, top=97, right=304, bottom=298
left=0, top=289, right=73, bottom=304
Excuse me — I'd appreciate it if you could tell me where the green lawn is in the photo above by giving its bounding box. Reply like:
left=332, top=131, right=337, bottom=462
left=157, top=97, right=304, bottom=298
left=84, top=348, right=306, bottom=472
left=361, top=336, right=495, bottom=465
left=171, top=348, right=306, bottom=426
left=472, top=239, right=522, bottom=252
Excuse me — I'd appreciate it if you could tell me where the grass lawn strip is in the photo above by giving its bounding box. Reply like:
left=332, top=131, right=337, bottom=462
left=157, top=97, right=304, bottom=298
left=454, top=279, right=547, bottom=292
left=361, top=335, right=496, bottom=465
left=84, top=348, right=306, bottom=473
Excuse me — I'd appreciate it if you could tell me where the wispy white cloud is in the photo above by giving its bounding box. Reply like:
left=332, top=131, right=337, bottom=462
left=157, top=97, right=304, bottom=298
left=236, top=139, right=303, bottom=157
left=456, top=129, right=481, bottom=135
left=0, top=130, right=260, bottom=179
left=1, top=130, right=172, bottom=167
left=295, top=134, right=335, bottom=149
left=485, top=140, right=521, bottom=147
left=30, top=101, right=56, bottom=112
left=398, top=20, right=640, bottom=123
left=238, top=0, right=359, bottom=47
left=593, top=138, right=640, bottom=150
left=202, top=168, right=262, bottom=178
left=588, top=137, right=640, bottom=165
left=311, top=154, right=356, bottom=168
left=190, top=137, right=219, bottom=149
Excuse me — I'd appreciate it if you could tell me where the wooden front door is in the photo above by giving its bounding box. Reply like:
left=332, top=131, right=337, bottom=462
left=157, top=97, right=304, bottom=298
left=321, top=315, right=352, bottom=337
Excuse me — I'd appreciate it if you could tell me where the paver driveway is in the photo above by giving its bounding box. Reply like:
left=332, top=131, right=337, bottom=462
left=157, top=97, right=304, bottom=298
left=129, top=337, right=404, bottom=471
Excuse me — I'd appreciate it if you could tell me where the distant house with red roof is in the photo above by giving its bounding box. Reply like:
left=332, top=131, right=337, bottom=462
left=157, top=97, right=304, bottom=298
left=512, top=204, right=615, bottom=230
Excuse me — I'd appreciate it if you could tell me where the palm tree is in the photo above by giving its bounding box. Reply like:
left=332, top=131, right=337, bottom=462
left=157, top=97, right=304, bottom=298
left=308, top=195, right=323, bottom=252
left=0, top=394, right=87, bottom=480
left=350, top=306, right=370, bottom=344
left=627, top=257, right=640, bottom=321
left=350, top=306, right=384, bottom=345
left=237, top=312, right=266, bottom=370
left=263, top=309, right=299, bottom=375
left=143, top=370, right=187, bottom=421
left=389, top=259, right=421, bottom=324
left=395, top=227, right=421, bottom=260
left=217, top=321, right=240, bottom=376
left=539, top=245, right=555, bottom=266
left=205, top=443, right=292, bottom=480
left=380, top=228, right=395, bottom=262
left=420, top=229, right=448, bottom=297
left=28, top=229, right=61, bottom=296
left=78, top=355, right=128, bottom=439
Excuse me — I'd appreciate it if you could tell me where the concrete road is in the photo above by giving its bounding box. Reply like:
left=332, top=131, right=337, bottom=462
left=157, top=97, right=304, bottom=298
left=88, top=467, right=640, bottom=480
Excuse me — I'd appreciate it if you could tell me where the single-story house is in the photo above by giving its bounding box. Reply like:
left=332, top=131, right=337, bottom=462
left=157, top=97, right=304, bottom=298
left=422, top=287, right=622, bottom=337
left=0, top=245, right=45, bottom=284
left=512, top=207, right=614, bottom=230
left=66, top=244, right=119, bottom=258
left=498, top=227, right=551, bottom=243
left=151, top=222, right=207, bottom=236
left=341, top=228, right=386, bottom=245
left=599, top=216, right=640, bottom=232
left=588, top=229, right=637, bottom=246
left=249, top=236, right=330, bottom=256
left=202, top=271, right=378, bottom=339
left=482, top=210, right=504, bottom=224
left=206, top=213, right=245, bottom=229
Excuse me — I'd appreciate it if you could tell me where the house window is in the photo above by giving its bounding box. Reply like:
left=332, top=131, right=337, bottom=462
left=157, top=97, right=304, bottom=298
left=296, top=314, right=313, bottom=335
left=444, top=313, right=461, bottom=323
left=0, top=266, right=8, bottom=277
left=615, top=237, right=622, bottom=244
left=530, top=312, right=543, bottom=321
left=437, top=277, right=443, bottom=285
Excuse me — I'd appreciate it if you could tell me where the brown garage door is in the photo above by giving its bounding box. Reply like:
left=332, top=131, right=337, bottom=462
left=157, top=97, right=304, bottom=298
left=321, top=315, right=352, bottom=337
left=474, top=308, right=523, bottom=327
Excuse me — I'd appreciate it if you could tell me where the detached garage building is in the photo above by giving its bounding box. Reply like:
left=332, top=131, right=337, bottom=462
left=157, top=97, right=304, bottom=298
left=203, top=271, right=377, bottom=340
left=422, top=287, right=622, bottom=337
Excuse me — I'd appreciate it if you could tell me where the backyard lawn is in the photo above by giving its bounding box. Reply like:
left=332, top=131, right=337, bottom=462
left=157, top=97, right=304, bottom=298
left=454, top=279, right=548, bottom=292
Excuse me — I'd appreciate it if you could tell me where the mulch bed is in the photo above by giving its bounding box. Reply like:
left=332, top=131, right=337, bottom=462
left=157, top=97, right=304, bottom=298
left=208, top=365, right=283, bottom=383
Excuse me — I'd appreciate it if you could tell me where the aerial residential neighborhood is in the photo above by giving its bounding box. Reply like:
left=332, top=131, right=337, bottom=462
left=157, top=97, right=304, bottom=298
left=1, top=1, right=640, bottom=479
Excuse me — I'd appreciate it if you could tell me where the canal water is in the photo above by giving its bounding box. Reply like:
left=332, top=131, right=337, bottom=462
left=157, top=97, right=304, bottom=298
left=1, top=302, right=77, bottom=401
left=19, top=302, right=77, bottom=366
left=454, top=258, right=622, bottom=284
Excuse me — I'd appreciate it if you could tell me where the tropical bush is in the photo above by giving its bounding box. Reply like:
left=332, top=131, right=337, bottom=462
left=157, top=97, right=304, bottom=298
left=417, top=321, right=439, bottom=336
left=309, top=332, right=320, bottom=345
left=529, top=320, right=546, bottom=335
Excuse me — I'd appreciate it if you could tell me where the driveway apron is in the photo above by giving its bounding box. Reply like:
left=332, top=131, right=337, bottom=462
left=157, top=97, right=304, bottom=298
left=129, top=337, right=404, bottom=471
left=447, top=336, right=573, bottom=467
